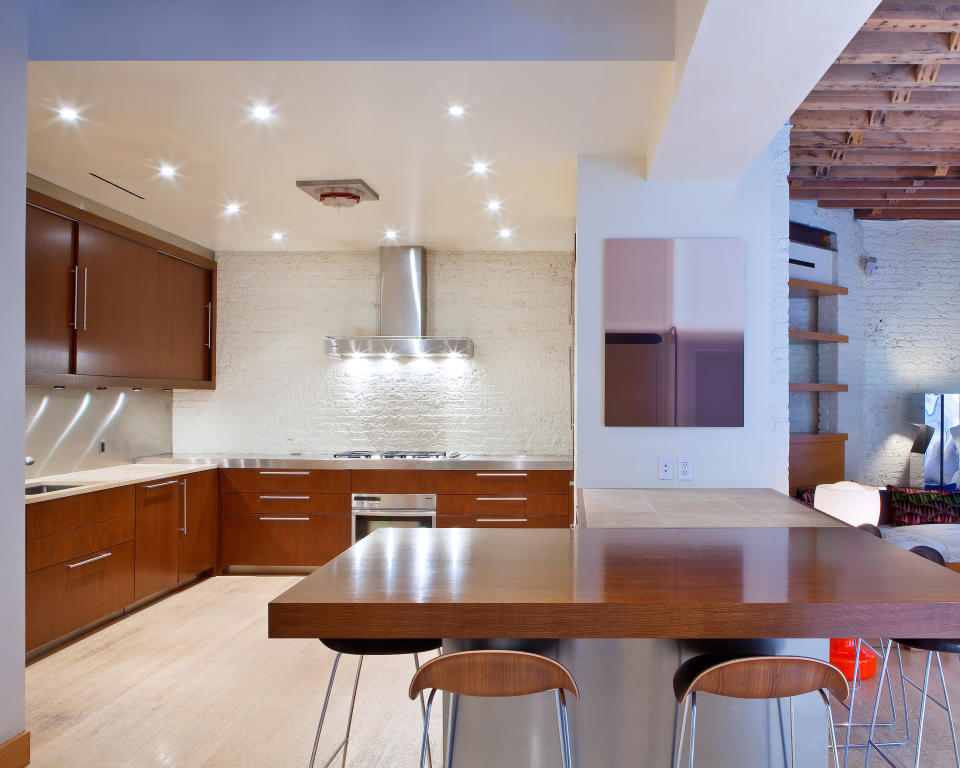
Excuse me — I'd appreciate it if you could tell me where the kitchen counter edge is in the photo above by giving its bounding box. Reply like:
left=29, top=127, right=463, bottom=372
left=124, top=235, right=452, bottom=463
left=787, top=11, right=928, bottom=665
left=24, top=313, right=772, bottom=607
left=135, top=454, right=574, bottom=471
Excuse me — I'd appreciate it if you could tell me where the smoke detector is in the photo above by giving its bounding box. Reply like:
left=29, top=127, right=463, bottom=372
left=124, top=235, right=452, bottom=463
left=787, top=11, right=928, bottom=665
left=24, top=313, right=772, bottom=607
left=297, top=179, right=379, bottom=209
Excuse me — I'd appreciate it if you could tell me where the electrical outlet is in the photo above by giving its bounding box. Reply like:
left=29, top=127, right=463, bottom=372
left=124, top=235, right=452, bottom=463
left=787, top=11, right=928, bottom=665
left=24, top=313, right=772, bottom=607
left=98, top=439, right=106, bottom=454
left=658, top=456, right=674, bottom=480
left=678, top=457, right=693, bottom=481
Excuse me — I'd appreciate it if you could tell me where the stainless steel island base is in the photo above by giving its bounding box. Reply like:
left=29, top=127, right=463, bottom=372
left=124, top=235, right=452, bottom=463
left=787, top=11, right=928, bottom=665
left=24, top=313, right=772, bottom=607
left=442, top=638, right=830, bottom=768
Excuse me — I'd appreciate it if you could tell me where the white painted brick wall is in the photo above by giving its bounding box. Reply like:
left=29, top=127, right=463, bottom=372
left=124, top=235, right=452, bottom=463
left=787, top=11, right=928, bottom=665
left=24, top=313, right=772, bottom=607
left=769, top=126, right=792, bottom=494
left=789, top=200, right=960, bottom=486
left=173, top=250, right=574, bottom=456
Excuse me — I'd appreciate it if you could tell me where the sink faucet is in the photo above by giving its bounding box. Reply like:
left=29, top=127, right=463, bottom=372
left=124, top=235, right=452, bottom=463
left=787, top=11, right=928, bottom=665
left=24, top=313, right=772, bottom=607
left=25, top=456, right=35, bottom=466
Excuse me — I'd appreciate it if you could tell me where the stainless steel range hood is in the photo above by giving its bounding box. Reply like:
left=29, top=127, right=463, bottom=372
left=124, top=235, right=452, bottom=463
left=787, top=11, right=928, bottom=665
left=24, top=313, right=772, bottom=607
left=325, top=246, right=474, bottom=359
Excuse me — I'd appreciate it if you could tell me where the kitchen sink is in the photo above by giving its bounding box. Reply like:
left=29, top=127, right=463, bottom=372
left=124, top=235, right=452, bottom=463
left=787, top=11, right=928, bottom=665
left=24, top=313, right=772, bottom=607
left=24, top=484, right=83, bottom=495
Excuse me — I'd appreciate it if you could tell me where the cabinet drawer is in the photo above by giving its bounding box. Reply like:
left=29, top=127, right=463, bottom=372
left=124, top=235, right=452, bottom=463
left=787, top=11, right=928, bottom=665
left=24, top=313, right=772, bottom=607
left=27, top=514, right=134, bottom=572
left=437, top=515, right=569, bottom=529
left=220, top=468, right=350, bottom=494
left=438, top=495, right=568, bottom=518
left=351, top=470, right=437, bottom=494
left=221, top=514, right=352, bottom=567
left=26, top=540, right=135, bottom=651
left=436, top=470, right=570, bottom=495
left=26, top=485, right=135, bottom=540
left=220, top=492, right=349, bottom=516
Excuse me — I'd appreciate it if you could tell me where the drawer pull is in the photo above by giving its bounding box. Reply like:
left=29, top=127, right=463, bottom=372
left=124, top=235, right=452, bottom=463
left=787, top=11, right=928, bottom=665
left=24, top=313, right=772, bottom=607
left=259, top=516, right=310, bottom=521
left=259, top=471, right=310, bottom=476
left=476, top=497, right=527, bottom=502
left=476, top=518, right=527, bottom=523
left=260, top=495, right=311, bottom=500
left=67, top=552, right=112, bottom=569
left=475, top=473, right=527, bottom=477
left=144, top=479, right=180, bottom=489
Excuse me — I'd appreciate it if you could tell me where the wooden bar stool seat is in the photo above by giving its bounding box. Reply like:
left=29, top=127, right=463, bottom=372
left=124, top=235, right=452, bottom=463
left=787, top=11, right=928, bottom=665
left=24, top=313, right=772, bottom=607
left=308, top=638, right=442, bottom=768
left=673, top=655, right=849, bottom=768
left=409, top=650, right=579, bottom=768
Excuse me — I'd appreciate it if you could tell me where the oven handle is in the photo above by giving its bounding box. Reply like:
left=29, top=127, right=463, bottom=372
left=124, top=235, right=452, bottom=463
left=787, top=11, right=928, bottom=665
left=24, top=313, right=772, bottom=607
left=352, top=510, right=437, bottom=517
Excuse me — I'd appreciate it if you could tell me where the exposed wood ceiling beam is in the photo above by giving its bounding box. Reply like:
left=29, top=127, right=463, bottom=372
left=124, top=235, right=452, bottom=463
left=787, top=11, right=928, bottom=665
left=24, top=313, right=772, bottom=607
left=799, top=90, right=960, bottom=109
left=818, top=198, right=960, bottom=208
left=854, top=207, right=960, bottom=219
left=789, top=177, right=960, bottom=188
left=792, top=109, right=960, bottom=130
left=793, top=148, right=960, bottom=165
left=792, top=129, right=960, bottom=150
left=790, top=164, right=960, bottom=179
left=791, top=186, right=960, bottom=199
left=838, top=30, right=960, bottom=63
left=815, top=63, right=960, bottom=89
left=864, top=2, right=960, bottom=33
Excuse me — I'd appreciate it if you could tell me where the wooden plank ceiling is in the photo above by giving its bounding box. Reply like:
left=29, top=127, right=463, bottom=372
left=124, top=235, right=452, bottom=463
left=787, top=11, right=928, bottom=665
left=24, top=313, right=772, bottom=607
left=790, top=1, right=960, bottom=220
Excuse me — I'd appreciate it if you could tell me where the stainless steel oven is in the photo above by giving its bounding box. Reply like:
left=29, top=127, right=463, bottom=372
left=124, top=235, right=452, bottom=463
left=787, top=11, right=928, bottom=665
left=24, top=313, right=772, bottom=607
left=351, top=493, right=437, bottom=543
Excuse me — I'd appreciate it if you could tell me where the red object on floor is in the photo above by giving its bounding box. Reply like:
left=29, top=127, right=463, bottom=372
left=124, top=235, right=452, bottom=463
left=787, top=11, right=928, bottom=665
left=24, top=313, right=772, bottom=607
left=830, top=638, right=877, bottom=681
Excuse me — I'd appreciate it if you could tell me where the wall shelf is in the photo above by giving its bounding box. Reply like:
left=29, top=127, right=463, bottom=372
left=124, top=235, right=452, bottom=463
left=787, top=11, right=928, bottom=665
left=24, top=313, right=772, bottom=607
left=789, top=330, right=849, bottom=343
left=788, top=278, right=848, bottom=299
left=789, top=383, right=849, bottom=393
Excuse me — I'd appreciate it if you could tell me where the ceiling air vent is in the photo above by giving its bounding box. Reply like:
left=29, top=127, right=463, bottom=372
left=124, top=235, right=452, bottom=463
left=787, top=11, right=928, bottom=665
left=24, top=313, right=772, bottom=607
left=296, top=178, right=379, bottom=209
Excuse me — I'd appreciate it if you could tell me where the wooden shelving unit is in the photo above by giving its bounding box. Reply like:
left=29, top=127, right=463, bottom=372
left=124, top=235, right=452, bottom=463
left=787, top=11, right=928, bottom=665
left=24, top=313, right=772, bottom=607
left=789, top=382, right=849, bottom=393
left=788, top=278, right=848, bottom=300
left=789, top=330, right=849, bottom=344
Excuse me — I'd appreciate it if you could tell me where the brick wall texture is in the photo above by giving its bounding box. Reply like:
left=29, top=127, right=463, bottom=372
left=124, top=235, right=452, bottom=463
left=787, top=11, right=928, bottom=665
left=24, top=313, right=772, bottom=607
left=172, top=250, right=574, bottom=456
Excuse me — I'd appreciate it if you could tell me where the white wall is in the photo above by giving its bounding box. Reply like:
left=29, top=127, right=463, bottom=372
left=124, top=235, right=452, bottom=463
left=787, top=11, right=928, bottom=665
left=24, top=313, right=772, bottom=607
left=0, top=0, right=27, bottom=747
left=173, top=250, right=573, bottom=456
left=576, top=126, right=790, bottom=489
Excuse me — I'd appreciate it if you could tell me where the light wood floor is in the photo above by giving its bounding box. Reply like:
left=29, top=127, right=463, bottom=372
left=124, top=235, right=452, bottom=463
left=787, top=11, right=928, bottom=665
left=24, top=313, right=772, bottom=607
left=27, top=576, right=442, bottom=767
left=26, top=576, right=960, bottom=767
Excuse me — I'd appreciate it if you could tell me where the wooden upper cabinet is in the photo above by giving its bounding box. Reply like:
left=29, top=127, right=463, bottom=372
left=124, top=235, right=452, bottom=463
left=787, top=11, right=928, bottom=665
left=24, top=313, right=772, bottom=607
left=25, top=191, right=216, bottom=388
left=76, top=223, right=162, bottom=378
left=25, top=205, right=76, bottom=374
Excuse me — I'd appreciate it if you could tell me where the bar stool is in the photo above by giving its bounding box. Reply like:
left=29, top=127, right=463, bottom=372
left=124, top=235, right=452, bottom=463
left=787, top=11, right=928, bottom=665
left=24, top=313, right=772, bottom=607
left=673, top=655, right=848, bottom=768
left=309, top=638, right=441, bottom=768
left=408, top=649, right=579, bottom=768
left=866, top=545, right=960, bottom=768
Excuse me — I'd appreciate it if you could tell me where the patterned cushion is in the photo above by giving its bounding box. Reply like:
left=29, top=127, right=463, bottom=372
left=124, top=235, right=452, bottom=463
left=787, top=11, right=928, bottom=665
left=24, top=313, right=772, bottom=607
left=886, top=486, right=960, bottom=526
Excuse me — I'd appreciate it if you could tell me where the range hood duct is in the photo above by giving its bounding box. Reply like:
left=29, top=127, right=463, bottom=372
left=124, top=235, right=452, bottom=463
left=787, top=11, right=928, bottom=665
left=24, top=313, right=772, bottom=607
left=325, top=246, right=474, bottom=359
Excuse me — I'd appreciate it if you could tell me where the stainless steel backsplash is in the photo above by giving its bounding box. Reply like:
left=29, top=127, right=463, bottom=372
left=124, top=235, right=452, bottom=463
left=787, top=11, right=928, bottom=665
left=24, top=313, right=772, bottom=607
left=26, top=386, right=172, bottom=478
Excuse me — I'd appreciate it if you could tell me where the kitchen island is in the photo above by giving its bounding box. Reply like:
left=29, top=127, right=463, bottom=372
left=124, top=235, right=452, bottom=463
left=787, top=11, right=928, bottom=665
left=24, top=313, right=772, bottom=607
left=269, top=525, right=960, bottom=766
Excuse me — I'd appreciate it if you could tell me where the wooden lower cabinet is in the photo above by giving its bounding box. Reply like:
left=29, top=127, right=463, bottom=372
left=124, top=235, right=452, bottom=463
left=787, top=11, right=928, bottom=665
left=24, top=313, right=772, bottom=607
left=26, top=540, right=135, bottom=651
left=221, top=514, right=352, bottom=567
left=178, top=470, right=218, bottom=582
left=134, top=479, right=182, bottom=600
left=437, top=495, right=568, bottom=518
left=437, top=516, right=568, bottom=529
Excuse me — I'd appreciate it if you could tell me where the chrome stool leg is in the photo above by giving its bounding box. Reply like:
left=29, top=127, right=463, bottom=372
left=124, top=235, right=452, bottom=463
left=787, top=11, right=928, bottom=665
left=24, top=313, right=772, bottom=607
left=308, top=653, right=363, bottom=768
left=339, top=656, right=363, bottom=768
left=555, top=689, right=574, bottom=768
left=688, top=692, right=697, bottom=768
left=821, top=690, right=842, bottom=768
left=937, top=652, right=960, bottom=767
left=309, top=653, right=342, bottom=768
left=789, top=696, right=796, bottom=768
left=419, top=690, right=437, bottom=768
left=445, top=692, right=460, bottom=768
left=913, top=651, right=934, bottom=768
left=413, top=654, right=434, bottom=768
left=674, top=697, right=689, bottom=768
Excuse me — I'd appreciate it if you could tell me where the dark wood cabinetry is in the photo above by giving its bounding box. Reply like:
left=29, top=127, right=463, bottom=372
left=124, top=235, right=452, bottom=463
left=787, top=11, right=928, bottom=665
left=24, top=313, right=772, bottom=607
left=25, top=190, right=216, bottom=389
left=25, top=205, right=76, bottom=375
left=221, top=514, right=352, bottom=567
left=178, top=470, right=218, bottom=582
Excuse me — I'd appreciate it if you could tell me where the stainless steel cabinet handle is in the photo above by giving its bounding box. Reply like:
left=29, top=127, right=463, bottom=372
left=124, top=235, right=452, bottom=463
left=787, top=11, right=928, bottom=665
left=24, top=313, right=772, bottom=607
left=475, top=473, right=527, bottom=477
left=259, top=471, right=310, bottom=476
left=180, top=479, right=187, bottom=534
left=82, top=267, right=88, bottom=330
left=67, top=552, right=112, bottom=569
left=259, top=495, right=310, bottom=500
left=259, top=516, right=310, bottom=521
left=206, top=302, right=212, bottom=349
left=476, top=518, right=527, bottom=523
left=144, top=479, right=180, bottom=489
left=71, top=267, right=79, bottom=329
left=476, top=497, right=527, bottom=502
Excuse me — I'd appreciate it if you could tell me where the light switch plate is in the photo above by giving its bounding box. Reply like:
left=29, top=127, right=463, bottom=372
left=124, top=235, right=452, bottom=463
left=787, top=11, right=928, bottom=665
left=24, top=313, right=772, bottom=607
left=658, top=456, right=674, bottom=480
left=678, top=457, right=693, bottom=481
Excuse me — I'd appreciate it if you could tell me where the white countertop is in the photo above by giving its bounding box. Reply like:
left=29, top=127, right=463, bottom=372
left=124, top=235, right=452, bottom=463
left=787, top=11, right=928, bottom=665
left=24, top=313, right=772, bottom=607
left=25, top=463, right=217, bottom=504
left=579, top=488, right=846, bottom=528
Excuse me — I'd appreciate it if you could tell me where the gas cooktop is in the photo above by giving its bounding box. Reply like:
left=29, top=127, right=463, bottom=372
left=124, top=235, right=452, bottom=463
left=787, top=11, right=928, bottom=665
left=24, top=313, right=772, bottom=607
left=333, top=450, right=456, bottom=460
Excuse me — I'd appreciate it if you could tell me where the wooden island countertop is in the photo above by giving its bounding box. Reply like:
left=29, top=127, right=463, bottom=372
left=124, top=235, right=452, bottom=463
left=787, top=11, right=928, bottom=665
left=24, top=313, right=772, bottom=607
left=268, top=526, right=960, bottom=640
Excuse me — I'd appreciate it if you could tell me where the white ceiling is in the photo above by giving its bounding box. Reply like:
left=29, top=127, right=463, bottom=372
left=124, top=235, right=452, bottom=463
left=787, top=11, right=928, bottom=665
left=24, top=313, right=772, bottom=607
left=27, top=61, right=666, bottom=252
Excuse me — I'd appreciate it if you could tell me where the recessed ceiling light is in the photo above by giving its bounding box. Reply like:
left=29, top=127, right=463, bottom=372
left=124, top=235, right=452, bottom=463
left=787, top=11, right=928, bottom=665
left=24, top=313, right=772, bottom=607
left=384, top=229, right=399, bottom=241
left=448, top=105, right=465, bottom=118
left=251, top=104, right=273, bottom=121
left=57, top=106, right=79, bottom=122
left=486, top=199, right=502, bottom=212
left=271, top=232, right=284, bottom=241
left=498, top=227, right=513, bottom=239
left=224, top=203, right=240, bottom=215
left=159, top=164, right=177, bottom=178
left=471, top=161, right=490, bottom=176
